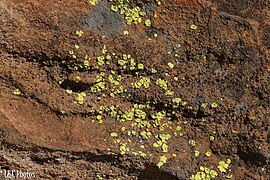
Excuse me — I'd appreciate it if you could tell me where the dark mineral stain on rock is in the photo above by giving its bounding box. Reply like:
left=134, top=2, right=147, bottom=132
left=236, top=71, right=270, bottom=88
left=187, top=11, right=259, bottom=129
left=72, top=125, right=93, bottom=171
left=82, top=1, right=124, bottom=37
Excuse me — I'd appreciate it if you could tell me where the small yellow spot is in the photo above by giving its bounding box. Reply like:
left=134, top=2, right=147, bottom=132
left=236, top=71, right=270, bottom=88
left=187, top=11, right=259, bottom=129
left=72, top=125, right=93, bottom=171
left=205, top=151, right=211, bottom=157
left=13, top=89, right=21, bottom=95
left=151, top=68, right=157, bottom=73
left=110, top=132, right=118, bottom=138
left=102, top=45, right=107, bottom=54
left=189, top=140, right=196, bottom=146
left=161, top=143, right=168, bottom=152
left=139, top=151, right=146, bottom=157
left=111, top=5, right=118, bottom=12
left=138, top=63, right=144, bottom=70
left=96, top=115, right=102, bottom=120
left=211, top=102, right=218, bottom=108
left=74, top=45, right=79, bottom=49
left=66, top=89, right=73, bottom=94
left=210, top=136, right=215, bottom=141
left=226, top=174, right=233, bottom=179
left=168, top=62, right=174, bottom=68
left=75, top=30, right=84, bottom=37
left=145, top=19, right=151, bottom=27
left=176, top=126, right=181, bottom=131
left=190, top=24, right=197, bottom=30
left=201, top=103, right=208, bottom=109
left=89, top=0, right=99, bottom=6
left=194, top=150, right=200, bottom=157
left=154, top=33, right=158, bottom=37
left=98, top=119, right=103, bottom=124
left=123, top=30, right=129, bottom=35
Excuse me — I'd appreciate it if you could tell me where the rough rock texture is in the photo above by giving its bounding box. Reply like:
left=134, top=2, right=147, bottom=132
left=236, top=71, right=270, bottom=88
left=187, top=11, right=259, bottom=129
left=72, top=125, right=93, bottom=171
left=0, top=0, right=269, bottom=179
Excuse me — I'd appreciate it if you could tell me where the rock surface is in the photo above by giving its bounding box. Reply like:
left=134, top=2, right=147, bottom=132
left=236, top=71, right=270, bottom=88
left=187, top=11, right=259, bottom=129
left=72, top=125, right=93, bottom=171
left=0, top=0, right=269, bottom=179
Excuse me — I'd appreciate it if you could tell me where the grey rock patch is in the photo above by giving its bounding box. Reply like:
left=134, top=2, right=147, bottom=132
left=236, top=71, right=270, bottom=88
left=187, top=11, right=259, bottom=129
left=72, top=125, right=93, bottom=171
left=82, top=1, right=125, bottom=37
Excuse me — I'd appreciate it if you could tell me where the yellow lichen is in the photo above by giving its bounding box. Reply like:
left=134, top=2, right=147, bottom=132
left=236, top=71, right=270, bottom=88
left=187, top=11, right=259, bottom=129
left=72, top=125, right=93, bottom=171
left=110, top=132, right=118, bottom=138
left=156, top=155, right=167, bottom=168
left=218, top=159, right=231, bottom=173
left=190, top=24, right=197, bottom=30
left=75, top=92, right=86, bottom=105
left=189, top=140, right=196, bottom=146
left=194, top=150, right=200, bottom=157
left=89, top=0, right=99, bottom=6
left=75, top=30, right=84, bottom=37
left=205, top=151, right=211, bottom=157
left=145, top=19, right=151, bottom=27
left=13, top=89, right=21, bottom=95
left=190, top=166, right=218, bottom=180
left=168, top=62, right=174, bottom=68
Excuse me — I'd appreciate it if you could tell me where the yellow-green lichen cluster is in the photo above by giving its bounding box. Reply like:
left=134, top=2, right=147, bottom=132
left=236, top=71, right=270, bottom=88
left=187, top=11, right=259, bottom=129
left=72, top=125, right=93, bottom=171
left=63, top=27, right=226, bottom=174
left=132, top=77, right=150, bottom=88
left=75, top=92, right=86, bottom=104
left=190, top=166, right=218, bottom=180
left=119, top=143, right=129, bottom=155
left=109, top=0, right=146, bottom=25
left=156, top=78, right=167, bottom=90
left=6, top=0, right=241, bottom=176
left=153, top=134, right=171, bottom=152
left=156, top=155, right=167, bottom=168
left=218, top=159, right=231, bottom=173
